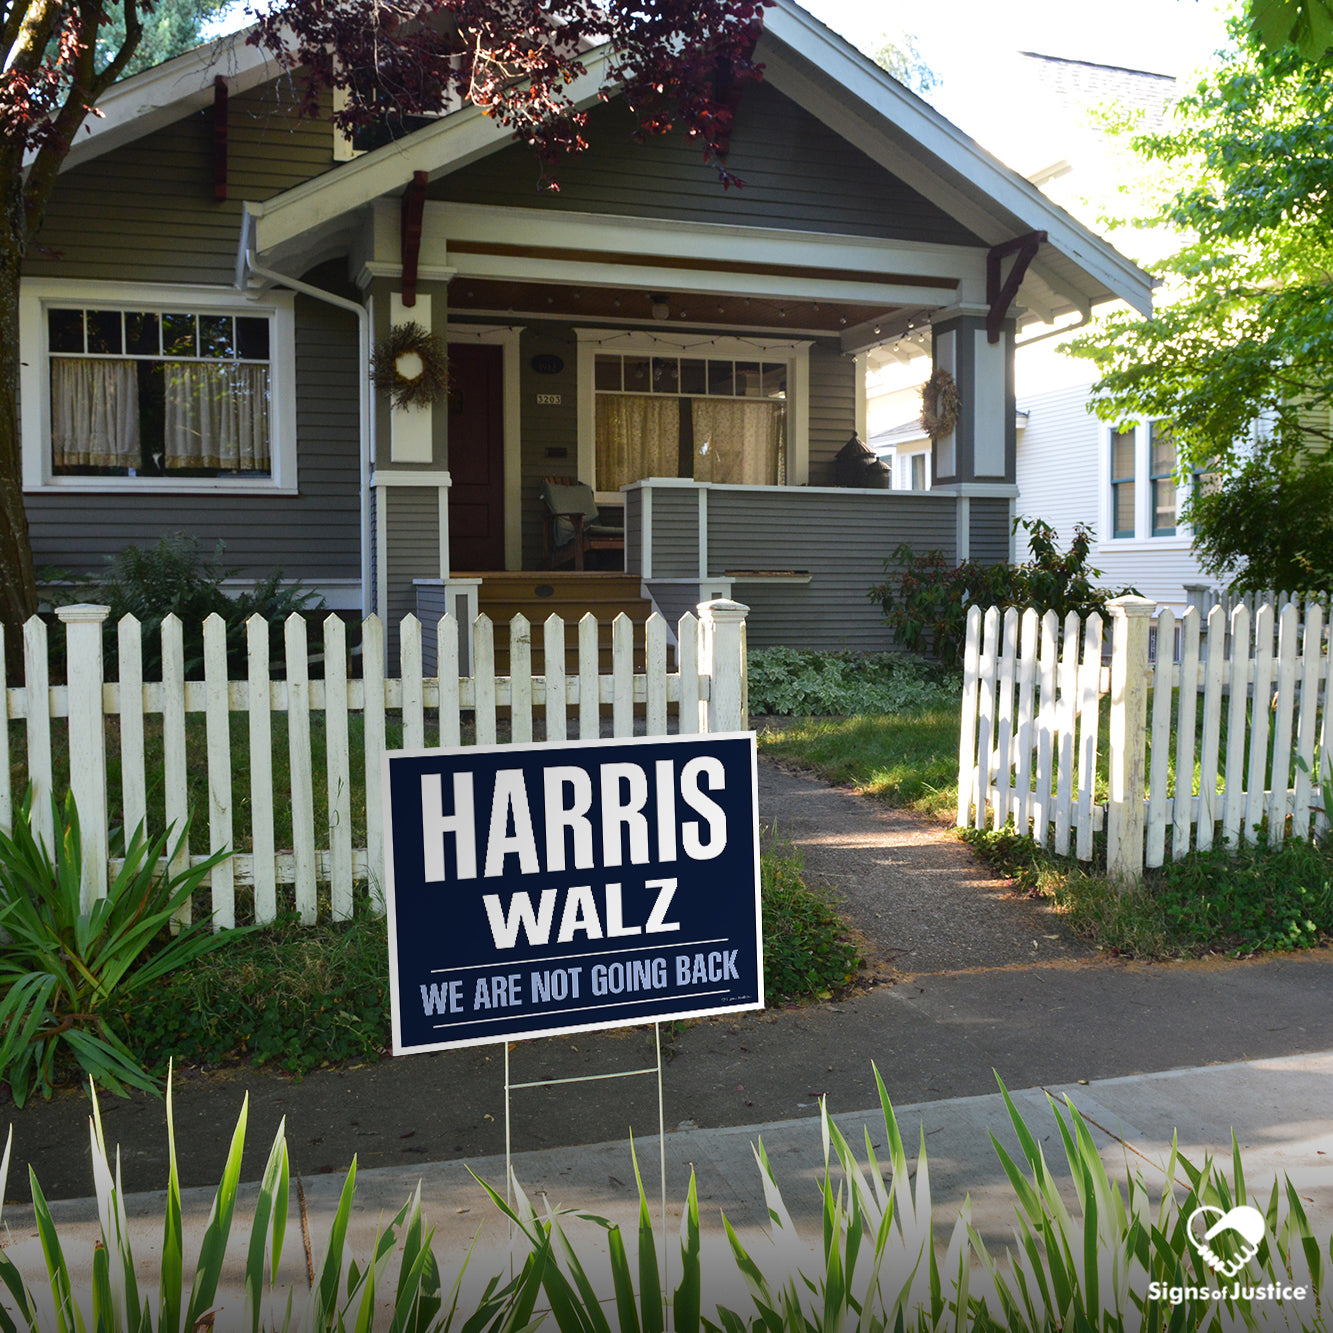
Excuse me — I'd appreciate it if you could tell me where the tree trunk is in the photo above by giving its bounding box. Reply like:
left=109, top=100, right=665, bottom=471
left=0, top=229, right=39, bottom=680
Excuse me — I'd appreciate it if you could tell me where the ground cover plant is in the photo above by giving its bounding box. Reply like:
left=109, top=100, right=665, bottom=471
left=747, top=647, right=956, bottom=717
left=0, top=1069, right=1324, bottom=1331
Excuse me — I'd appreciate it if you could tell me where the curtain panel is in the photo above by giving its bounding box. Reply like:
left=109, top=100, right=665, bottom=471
left=595, top=394, right=681, bottom=491
left=691, top=398, right=784, bottom=486
left=51, top=358, right=139, bottom=468
left=165, top=363, right=271, bottom=471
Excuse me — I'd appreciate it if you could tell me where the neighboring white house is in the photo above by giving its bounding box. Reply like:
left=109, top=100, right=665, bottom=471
left=866, top=52, right=1220, bottom=611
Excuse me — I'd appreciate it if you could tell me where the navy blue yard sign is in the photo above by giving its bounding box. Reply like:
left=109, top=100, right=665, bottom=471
left=384, top=732, right=763, bottom=1054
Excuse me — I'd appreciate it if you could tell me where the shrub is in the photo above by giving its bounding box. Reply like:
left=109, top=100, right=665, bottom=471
left=0, top=791, right=235, bottom=1106
left=45, top=533, right=324, bottom=679
left=761, top=845, right=861, bottom=999
left=747, top=646, right=956, bottom=716
left=868, top=517, right=1136, bottom=667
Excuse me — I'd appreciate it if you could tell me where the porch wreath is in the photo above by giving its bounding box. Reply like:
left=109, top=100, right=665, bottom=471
left=920, top=367, right=960, bottom=439
left=371, top=321, right=450, bottom=411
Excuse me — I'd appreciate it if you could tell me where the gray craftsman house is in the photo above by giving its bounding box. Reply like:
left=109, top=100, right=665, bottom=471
left=19, top=0, right=1152, bottom=659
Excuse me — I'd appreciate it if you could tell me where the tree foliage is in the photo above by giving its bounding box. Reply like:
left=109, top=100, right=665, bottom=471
left=249, top=0, right=770, bottom=187
left=1073, top=25, right=1333, bottom=592
left=871, top=30, right=939, bottom=98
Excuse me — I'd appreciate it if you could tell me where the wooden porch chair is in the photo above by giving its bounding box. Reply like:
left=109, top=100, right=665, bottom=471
left=539, top=476, right=625, bottom=570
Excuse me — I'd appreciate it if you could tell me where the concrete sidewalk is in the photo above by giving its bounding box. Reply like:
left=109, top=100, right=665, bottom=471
left=5, top=1051, right=1332, bottom=1325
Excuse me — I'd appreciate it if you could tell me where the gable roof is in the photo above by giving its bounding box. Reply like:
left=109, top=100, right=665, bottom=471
left=58, top=0, right=1154, bottom=328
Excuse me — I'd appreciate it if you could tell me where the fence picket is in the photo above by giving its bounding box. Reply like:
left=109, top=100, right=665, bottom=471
left=1144, top=609, right=1174, bottom=868
left=1319, top=619, right=1333, bottom=841
left=544, top=615, right=567, bottom=742
left=437, top=615, right=461, bottom=748
left=1171, top=609, right=1200, bottom=859
left=956, top=606, right=983, bottom=828
left=203, top=614, right=235, bottom=930
left=401, top=616, right=425, bottom=751
left=1013, top=609, right=1039, bottom=837
left=578, top=614, right=599, bottom=739
left=612, top=613, right=634, bottom=738
left=475, top=616, right=497, bottom=745
left=1243, top=604, right=1275, bottom=845
left=992, top=608, right=1018, bottom=832
left=362, top=616, right=387, bottom=913
left=646, top=613, right=667, bottom=736
left=285, top=614, right=317, bottom=925
left=325, top=616, right=353, bottom=921
left=1291, top=604, right=1323, bottom=839
left=1194, top=606, right=1227, bottom=851
left=24, top=617, right=53, bottom=852
left=677, top=612, right=701, bottom=735
left=1222, top=604, right=1252, bottom=847
left=1031, top=610, right=1058, bottom=844
left=118, top=615, right=148, bottom=845
left=974, top=608, right=999, bottom=831
left=1052, top=611, right=1080, bottom=857
left=161, top=615, right=189, bottom=919
left=247, top=615, right=277, bottom=925
left=1075, top=613, right=1103, bottom=861
left=511, top=615, right=533, bottom=744
left=1268, top=603, right=1300, bottom=839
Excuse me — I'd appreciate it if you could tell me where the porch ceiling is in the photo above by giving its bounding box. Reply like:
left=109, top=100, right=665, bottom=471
left=448, top=278, right=900, bottom=336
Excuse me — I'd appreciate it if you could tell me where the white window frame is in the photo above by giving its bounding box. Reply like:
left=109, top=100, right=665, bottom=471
left=20, top=279, right=298, bottom=496
left=575, top=328, right=811, bottom=503
left=1100, top=420, right=1193, bottom=549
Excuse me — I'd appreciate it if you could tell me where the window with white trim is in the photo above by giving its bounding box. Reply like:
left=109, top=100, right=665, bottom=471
left=21, top=282, right=297, bottom=493
left=1149, top=421, right=1177, bottom=536
left=1110, top=427, right=1135, bottom=538
left=1106, top=419, right=1190, bottom=541
left=593, top=353, right=787, bottom=490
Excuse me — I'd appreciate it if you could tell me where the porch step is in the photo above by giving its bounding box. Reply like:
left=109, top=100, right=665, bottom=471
left=460, top=571, right=654, bottom=674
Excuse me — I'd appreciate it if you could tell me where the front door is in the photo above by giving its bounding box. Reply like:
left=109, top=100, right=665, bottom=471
left=447, top=342, right=505, bottom=571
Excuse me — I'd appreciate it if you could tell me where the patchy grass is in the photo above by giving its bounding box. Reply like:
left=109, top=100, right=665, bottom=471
left=761, top=844, right=862, bottom=1001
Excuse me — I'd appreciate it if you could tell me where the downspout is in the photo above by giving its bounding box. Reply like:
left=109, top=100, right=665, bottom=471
left=241, top=245, right=374, bottom=616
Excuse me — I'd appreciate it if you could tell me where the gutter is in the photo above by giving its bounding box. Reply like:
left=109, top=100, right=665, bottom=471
left=241, top=247, right=374, bottom=618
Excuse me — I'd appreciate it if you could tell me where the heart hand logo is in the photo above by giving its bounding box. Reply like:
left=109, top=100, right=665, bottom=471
left=1187, top=1205, right=1266, bottom=1277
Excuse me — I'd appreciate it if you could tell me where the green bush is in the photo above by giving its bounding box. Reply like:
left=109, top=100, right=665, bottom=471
left=868, top=517, right=1137, bottom=667
left=120, top=910, right=391, bottom=1076
left=747, top=646, right=956, bottom=716
left=0, top=791, right=235, bottom=1106
left=761, top=845, right=861, bottom=1000
left=45, top=533, right=324, bottom=679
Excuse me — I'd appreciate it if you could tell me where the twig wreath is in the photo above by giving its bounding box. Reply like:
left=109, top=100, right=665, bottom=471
left=371, top=321, right=450, bottom=410
left=920, top=367, right=961, bottom=439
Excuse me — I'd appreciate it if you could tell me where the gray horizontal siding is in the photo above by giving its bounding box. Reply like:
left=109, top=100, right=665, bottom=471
left=516, top=325, right=581, bottom=568
left=436, top=83, right=981, bottom=245
left=385, top=487, right=439, bottom=663
left=648, top=489, right=700, bottom=578
left=808, top=344, right=856, bottom=486
left=624, top=490, right=643, bottom=576
left=705, top=488, right=958, bottom=651
left=27, top=272, right=362, bottom=586
left=28, top=83, right=334, bottom=284
left=645, top=581, right=704, bottom=630
left=969, top=498, right=1012, bottom=565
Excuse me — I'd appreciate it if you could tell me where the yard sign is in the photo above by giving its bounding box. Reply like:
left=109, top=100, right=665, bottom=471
left=384, top=732, right=763, bottom=1054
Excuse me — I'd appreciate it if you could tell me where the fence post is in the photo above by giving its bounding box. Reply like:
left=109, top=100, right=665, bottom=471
left=57, top=604, right=110, bottom=910
left=699, top=598, right=749, bottom=733
left=1106, top=595, right=1156, bottom=887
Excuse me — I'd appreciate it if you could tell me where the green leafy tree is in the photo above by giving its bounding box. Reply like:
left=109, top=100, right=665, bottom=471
left=1074, top=25, right=1333, bottom=592
left=98, top=0, right=235, bottom=77
left=871, top=29, right=939, bottom=98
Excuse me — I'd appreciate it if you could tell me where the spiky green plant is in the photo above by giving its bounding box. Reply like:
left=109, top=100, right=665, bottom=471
left=0, top=790, right=235, bottom=1105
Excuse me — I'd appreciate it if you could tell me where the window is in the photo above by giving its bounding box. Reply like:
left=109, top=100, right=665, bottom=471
left=21, top=281, right=297, bottom=493
left=592, top=353, right=787, bottom=491
left=910, top=452, right=927, bottom=490
left=1150, top=421, right=1177, bottom=535
left=1111, top=427, right=1136, bottom=538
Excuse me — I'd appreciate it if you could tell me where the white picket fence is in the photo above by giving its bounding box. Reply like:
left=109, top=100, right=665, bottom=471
left=958, top=596, right=1333, bottom=882
left=1, top=600, right=749, bottom=928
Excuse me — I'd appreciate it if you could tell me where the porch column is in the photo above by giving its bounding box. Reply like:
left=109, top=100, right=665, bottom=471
left=928, top=307, right=1019, bottom=565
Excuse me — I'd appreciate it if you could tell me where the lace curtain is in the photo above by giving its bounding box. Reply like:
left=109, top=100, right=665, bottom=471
left=165, top=363, right=271, bottom=471
left=595, top=394, right=681, bottom=491
left=51, top=359, right=139, bottom=468
left=691, top=398, right=784, bottom=486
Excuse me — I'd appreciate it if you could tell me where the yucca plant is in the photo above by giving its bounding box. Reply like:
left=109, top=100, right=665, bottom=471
left=0, top=790, right=235, bottom=1105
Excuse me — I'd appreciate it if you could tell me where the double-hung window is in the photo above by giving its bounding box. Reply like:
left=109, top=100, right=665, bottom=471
left=1149, top=421, right=1177, bottom=535
left=21, top=281, right=296, bottom=493
left=1106, top=419, right=1189, bottom=541
left=1110, top=427, right=1136, bottom=538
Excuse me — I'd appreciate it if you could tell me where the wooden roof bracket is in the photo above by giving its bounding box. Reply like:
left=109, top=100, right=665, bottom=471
left=986, top=230, right=1046, bottom=343
left=213, top=76, right=228, bottom=201
left=400, top=170, right=429, bottom=307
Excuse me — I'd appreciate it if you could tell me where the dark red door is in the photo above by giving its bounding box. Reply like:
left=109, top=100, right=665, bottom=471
left=447, top=343, right=505, bottom=571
